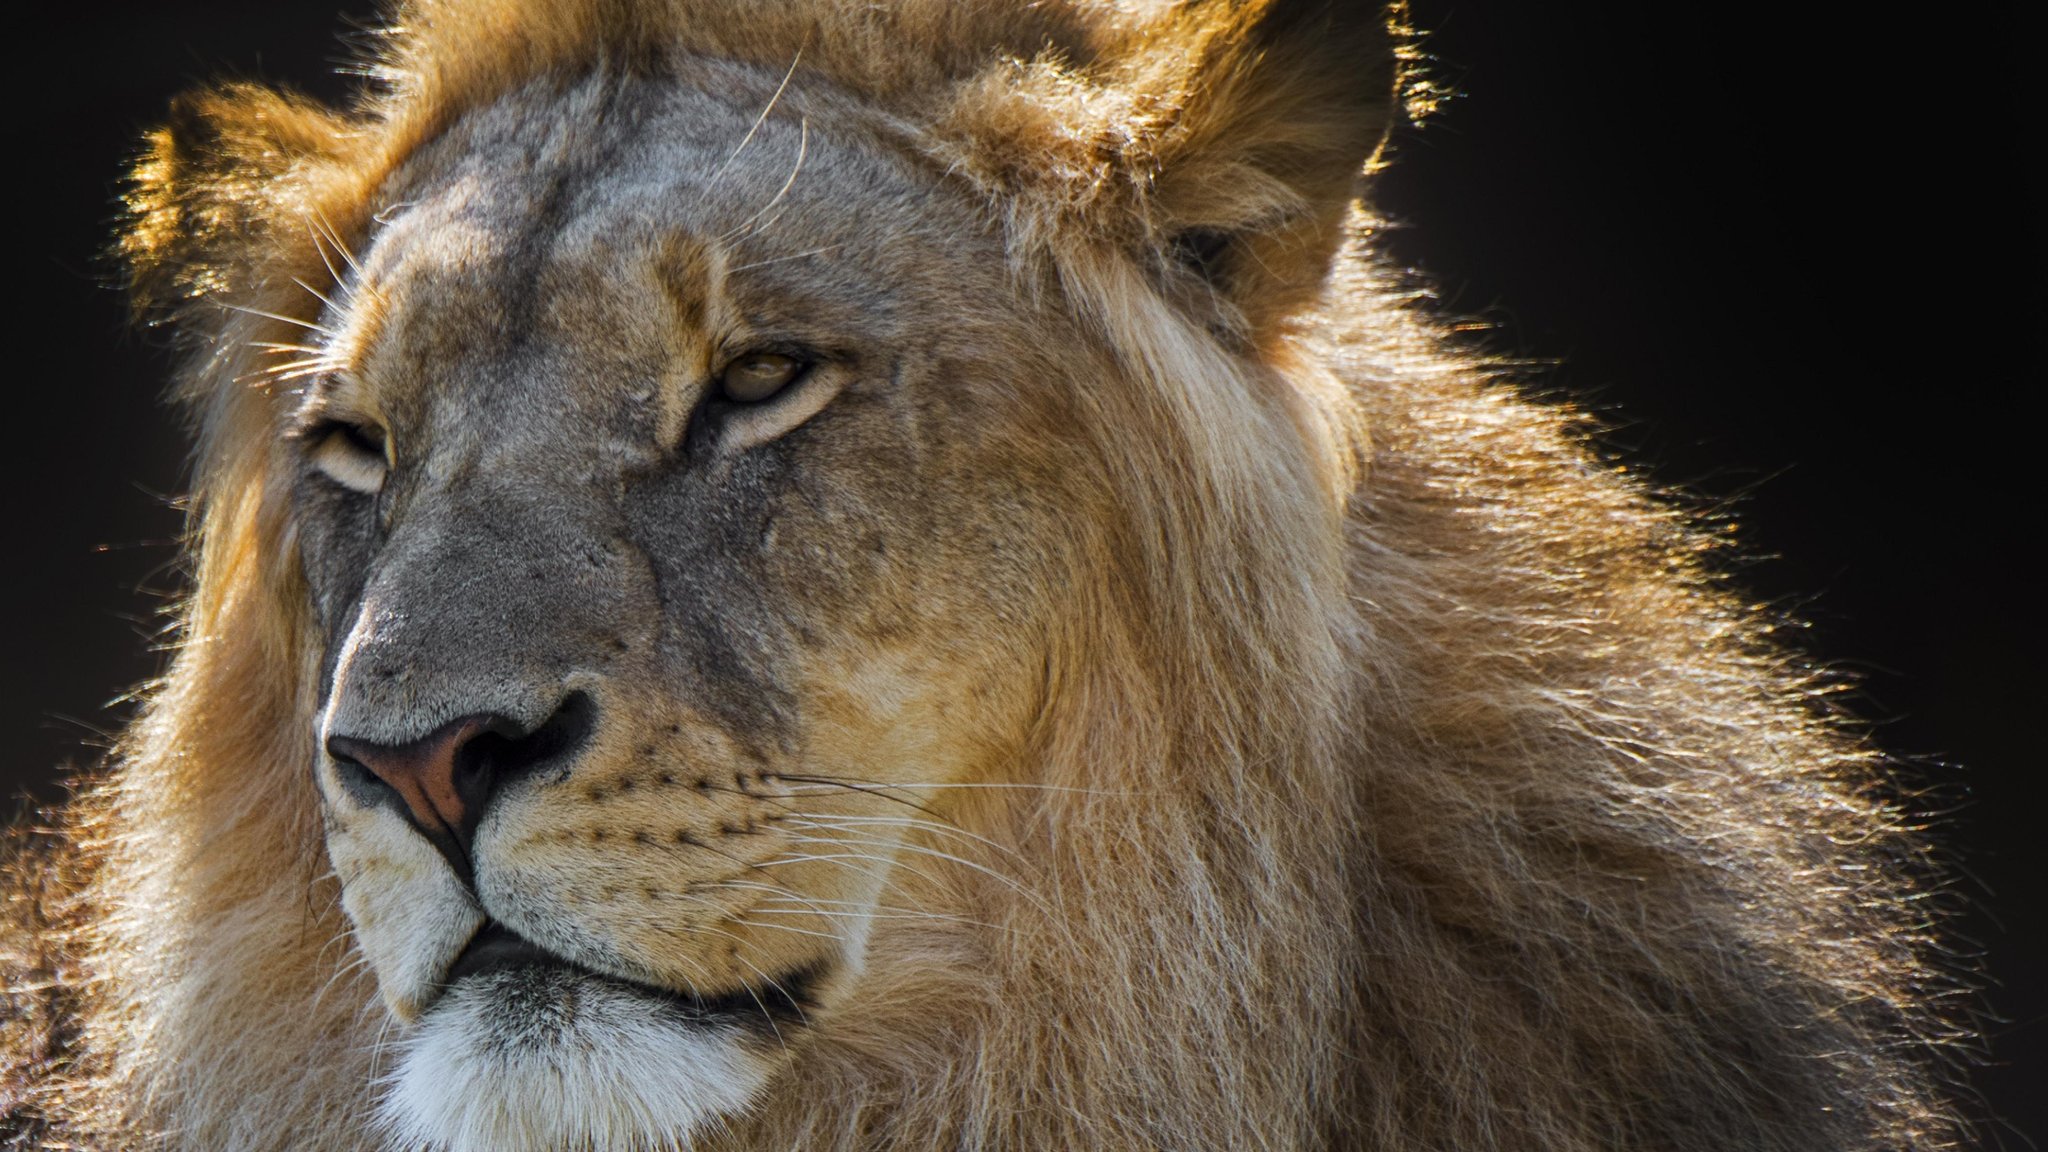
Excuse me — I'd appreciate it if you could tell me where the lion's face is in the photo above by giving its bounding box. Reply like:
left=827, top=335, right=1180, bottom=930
left=299, top=73, right=1087, bottom=1146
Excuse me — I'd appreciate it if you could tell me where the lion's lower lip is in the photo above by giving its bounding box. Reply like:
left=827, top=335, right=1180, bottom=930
left=440, top=920, right=825, bottom=1031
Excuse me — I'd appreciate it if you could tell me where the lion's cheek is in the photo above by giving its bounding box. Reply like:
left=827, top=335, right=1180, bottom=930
left=468, top=807, right=865, bottom=996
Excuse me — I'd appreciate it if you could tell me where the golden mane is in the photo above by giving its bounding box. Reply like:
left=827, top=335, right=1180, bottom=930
left=4, top=2, right=1961, bottom=1149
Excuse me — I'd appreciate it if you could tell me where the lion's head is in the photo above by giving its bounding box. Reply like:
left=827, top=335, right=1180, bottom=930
left=1, top=2, right=1957, bottom=1150
left=107, top=3, right=1397, bottom=1148
left=302, top=60, right=1165, bottom=1144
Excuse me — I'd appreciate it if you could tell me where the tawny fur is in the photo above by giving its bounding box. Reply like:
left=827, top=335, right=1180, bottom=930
left=4, top=1, right=1960, bottom=1149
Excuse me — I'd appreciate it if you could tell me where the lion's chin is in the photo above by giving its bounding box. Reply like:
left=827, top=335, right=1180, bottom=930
left=376, top=963, right=773, bottom=1152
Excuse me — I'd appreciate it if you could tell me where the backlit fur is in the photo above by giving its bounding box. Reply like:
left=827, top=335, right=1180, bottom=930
left=3, top=2, right=1961, bottom=1150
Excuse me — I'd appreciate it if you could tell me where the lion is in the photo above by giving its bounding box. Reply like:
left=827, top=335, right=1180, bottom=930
left=0, top=1, right=1963, bottom=1149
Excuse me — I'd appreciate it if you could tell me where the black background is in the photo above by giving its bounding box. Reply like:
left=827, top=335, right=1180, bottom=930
left=5, top=2, right=2039, bottom=1143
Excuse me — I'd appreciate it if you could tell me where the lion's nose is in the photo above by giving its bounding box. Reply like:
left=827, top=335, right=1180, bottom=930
left=325, top=692, right=595, bottom=874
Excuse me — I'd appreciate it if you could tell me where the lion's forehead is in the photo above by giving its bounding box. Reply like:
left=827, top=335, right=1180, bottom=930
left=360, top=77, right=988, bottom=330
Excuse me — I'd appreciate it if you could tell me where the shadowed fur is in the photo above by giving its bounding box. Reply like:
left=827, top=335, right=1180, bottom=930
left=4, top=2, right=1961, bottom=1150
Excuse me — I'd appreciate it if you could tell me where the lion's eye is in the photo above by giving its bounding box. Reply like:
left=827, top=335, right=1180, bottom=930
left=717, top=352, right=806, bottom=403
left=309, top=420, right=390, bottom=495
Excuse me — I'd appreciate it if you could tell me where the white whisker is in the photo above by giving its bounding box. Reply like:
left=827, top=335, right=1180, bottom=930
left=748, top=903, right=1000, bottom=932
left=770, top=773, right=1130, bottom=799
left=261, top=357, right=343, bottom=377
left=219, top=301, right=338, bottom=337
left=292, top=277, right=344, bottom=313
left=778, top=832, right=1040, bottom=905
left=727, top=951, right=806, bottom=1042
left=313, top=210, right=366, bottom=278
left=720, top=117, right=809, bottom=243
left=708, top=878, right=999, bottom=931
left=305, top=222, right=353, bottom=305
left=704, top=46, right=805, bottom=193
left=781, top=813, right=1027, bottom=863
left=725, top=917, right=842, bottom=942
left=727, top=244, right=842, bottom=274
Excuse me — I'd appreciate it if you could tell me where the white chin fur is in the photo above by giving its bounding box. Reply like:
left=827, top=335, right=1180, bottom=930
left=377, top=968, right=768, bottom=1152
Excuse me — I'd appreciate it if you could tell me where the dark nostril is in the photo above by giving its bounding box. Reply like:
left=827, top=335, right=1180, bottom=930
left=460, top=691, right=597, bottom=789
left=324, top=692, right=596, bottom=877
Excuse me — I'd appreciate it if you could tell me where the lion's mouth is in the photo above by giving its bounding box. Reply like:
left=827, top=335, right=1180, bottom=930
left=443, top=921, right=559, bottom=985
left=440, top=920, right=823, bottom=1031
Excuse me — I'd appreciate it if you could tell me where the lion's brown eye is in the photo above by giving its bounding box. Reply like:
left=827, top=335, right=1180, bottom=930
left=718, top=353, right=805, bottom=403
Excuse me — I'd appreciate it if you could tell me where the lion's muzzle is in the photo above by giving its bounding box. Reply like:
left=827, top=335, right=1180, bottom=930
left=326, top=692, right=596, bottom=880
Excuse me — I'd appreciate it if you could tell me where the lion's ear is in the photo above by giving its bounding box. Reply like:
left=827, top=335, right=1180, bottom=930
left=120, top=84, right=355, bottom=317
left=1126, top=0, right=1399, bottom=334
